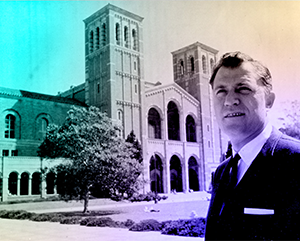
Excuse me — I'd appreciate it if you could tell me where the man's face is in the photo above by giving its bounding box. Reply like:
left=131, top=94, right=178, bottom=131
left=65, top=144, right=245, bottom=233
left=212, top=63, right=274, bottom=142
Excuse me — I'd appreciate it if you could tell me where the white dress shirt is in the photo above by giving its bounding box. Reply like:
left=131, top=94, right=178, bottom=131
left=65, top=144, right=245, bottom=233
left=232, top=123, right=273, bottom=185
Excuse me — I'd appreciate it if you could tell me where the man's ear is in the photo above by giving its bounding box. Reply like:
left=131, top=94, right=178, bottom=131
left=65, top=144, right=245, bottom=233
left=266, top=92, right=275, bottom=109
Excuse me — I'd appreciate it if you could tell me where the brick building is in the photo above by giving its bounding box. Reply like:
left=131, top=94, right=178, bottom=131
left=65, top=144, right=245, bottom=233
left=0, top=4, right=227, bottom=202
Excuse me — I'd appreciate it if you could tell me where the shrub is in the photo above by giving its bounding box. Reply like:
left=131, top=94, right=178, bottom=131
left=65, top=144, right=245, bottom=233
left=0, top=210, right=33, bottom=219
left=15, top=211, right=34, bottom=220
left=161, top=218, right=206, bottom=237
left=122, top=219, right=135, bottom=228
left=129, top=219, right=161, bottom=231
left=129, top=192, right=168, bottom=202
left=49, top=216, right=63, bottom=222
left=30, top=214, right=55, bottom=222
left=60, top=217, right=81, bottom=225
left=86, top=217, right=117, bottom=227
left=0, top=210, right=9, bottom=218
left=30, top=213, right=71, bottom=222
left=80, top=217, right=95, bottom=226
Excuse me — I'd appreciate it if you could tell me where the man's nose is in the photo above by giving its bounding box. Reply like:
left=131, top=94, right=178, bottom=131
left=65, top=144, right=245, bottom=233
left=224, top=91, right=239, bottom=106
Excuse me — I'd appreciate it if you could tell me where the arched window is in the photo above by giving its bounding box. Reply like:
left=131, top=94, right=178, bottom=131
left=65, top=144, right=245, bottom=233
left=167, top=101, right=180, bottom=141
left=89, top=30, right=94, bottom=53
left=186, top=115, right=196, bottom=142
left=8, top=172, right=18, bottom=195
left=36, top=114, right=51, bottom=140
left=38, top=118, right=48, bottom=140
left=132, top=29, right=137, bottom=50
left=5, top=114, right=15, bottom=139
left=210, top=58, right=214, bottom=73
left=117, top=110, right=124, bottom=137
left=188, top=157, right=199, bottom=191
left=148, top=108, right=161, bottom=139
left=170, top=155, right=183, bottom=192
left=189, top=56, right=195, bottom=72
left=20, top=172, right=29, bottom=195
left=202, top=55, right=207, bottom=74
left=150, top=155, right=163, bottom=193
left=116, top=23, right=120, bottom=45
left=32, top=172, right=41, bottom=195
left=179, top=59, right=184, bottom=75
left=124, top=26, right=129, bottom=48
left=101, top=23, right=106, bottom=47
left=95, top=27, right=100, bottom=50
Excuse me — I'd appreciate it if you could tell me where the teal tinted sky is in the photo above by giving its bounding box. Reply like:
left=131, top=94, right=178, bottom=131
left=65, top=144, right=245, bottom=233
left=1, top=1, right=300, bottom=114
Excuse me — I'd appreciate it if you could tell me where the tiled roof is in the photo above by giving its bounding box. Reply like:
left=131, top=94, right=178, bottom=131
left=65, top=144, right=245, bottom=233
left=0, top=86, right=87, bottom=106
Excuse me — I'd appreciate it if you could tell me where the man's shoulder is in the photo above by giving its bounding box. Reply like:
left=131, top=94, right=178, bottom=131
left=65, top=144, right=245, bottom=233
left=265, top=128, right=300, bottom=159
left=214, top=158, right=230, bottom=179
left=271, top=128, right=300, bottom=153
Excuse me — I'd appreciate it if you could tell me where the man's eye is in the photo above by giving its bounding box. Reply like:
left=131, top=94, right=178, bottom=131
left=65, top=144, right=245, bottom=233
left=216, top=89, right=227, bottom=95
left=238, top=87, right=252, bottom=94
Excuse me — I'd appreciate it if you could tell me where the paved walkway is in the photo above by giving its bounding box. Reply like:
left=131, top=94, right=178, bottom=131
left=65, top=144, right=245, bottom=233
left=0, top=219, right=203, bottom=241
left=0, top=192, right=210, bottom=241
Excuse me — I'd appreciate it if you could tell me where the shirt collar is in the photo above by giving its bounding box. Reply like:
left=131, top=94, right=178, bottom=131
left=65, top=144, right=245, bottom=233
left=232, top=123, right=272, bottom=166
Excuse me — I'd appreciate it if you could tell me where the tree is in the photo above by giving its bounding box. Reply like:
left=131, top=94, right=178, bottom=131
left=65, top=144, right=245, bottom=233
left=278, top=100, right=300, bottom=140
left=38, top=106, right=143, bottom=212
left=125, top=130, right=143, bottom=163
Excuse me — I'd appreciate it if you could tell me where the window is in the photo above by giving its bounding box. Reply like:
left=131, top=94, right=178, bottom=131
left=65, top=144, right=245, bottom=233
left=117, top=110, right=123, bottom=122
left=116, top=23, right=120, bottom=45
left=124, top=26, right=129, bottom=48
left=132, top=29, right=137, bottom=50
left=89, top=30, right=94, bottom=53
left=135, top=84, right=137, bottom=94
left=5, top=114, right=15, bottom=138
left=180, top=60, right=184, bottom=75
left=167, top=101, right=180, bottom=141
left=97, top=83, right=100, bottom=93
left=186, top=115, right=196, bottom=142
left=11, top=150, right=18, bottom=156
left=101, top=23, right=106, bottom=47
left=148, top=108, right=161, bottom=139
left=189, top=56, right=195, bottom=72
left=210, top=58, right=214, bottom=73
left=117, top=110, right=123, bottom=138
left=202, top=55, right=207, bottom=74
left=38, top=118, right=48, bottom=140
left=134, top=61, right=137, bottom=71
left=95, top=27, right=100, bottom=50
left=2, top=150, right=9, bottom=156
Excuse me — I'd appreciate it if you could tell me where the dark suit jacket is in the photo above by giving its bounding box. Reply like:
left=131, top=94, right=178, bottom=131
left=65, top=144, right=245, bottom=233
left=205, top=128, right=300, bottom=240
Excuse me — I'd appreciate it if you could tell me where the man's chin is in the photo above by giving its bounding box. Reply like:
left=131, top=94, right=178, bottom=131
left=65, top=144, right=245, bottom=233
left=222, top=124, right=247, bottom=136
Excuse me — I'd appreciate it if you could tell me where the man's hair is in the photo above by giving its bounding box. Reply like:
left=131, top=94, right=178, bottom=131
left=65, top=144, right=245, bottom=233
left=209, top=51, right=273, bottom=92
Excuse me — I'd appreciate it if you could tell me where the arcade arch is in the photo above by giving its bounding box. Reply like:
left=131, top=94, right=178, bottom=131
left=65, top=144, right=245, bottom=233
left=150, top=154, right=164, bottom=193
left=170, top=155, right=183, bottom=192
left=188, top=156, right=199, bottom=191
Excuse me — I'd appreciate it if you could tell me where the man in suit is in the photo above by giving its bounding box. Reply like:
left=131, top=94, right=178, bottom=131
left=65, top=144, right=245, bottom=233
left=205, top=51, right=300, bottom=240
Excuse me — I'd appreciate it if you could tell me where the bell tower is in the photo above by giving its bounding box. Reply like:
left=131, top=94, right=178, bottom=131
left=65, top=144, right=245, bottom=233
left=83, top=4, right=145, bottom=139
left=172, top=42, right=225, bottom=164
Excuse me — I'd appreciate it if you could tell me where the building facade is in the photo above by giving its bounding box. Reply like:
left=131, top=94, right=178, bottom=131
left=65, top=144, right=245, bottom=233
left=0, top=4, right=226, bottom=201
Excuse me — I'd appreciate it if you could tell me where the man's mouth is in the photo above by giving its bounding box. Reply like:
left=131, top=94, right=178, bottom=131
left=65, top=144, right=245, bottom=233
left=224, top=112, right=245, bottom=118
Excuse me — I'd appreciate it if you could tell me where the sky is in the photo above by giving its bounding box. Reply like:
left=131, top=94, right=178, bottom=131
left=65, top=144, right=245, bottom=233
left=1, top=0, right=300, bottom=125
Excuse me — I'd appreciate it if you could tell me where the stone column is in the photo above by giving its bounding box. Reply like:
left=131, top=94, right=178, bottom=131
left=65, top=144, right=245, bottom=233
left=29, top=177, right=32, bottom=195
left=17, top=177, right=20, bottom=196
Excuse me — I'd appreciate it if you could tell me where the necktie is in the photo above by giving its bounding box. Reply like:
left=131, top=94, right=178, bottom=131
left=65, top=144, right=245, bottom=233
left=228, top=153, right=241, bottom=189
left=219, top=153, right=241, bottom=216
